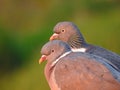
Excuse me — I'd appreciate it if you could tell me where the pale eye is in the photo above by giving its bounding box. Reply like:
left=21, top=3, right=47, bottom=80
left=61, top=29, right=65, bottom=32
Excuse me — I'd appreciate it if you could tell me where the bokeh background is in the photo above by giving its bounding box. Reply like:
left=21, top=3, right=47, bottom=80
left=0, top=0, right=120, bottom=90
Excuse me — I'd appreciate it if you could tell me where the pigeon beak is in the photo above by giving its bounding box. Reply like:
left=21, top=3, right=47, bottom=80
left=49, top=33, right=59, bottom=41
left=39, top=55, right=47, bottom=64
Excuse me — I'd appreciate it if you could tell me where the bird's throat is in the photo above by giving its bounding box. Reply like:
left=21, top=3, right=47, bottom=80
left=68, top=34, right=86, bottom=49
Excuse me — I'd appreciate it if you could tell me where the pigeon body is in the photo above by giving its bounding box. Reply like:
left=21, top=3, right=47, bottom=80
left=50, top=21, right=120, bottom=71
left=39, top=40, right=120, bottom=90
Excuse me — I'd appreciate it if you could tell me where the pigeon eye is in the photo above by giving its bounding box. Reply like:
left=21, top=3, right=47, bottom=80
left=61, top=29, right=65, bottom=32
left=51, top=50, right=54, bottom=53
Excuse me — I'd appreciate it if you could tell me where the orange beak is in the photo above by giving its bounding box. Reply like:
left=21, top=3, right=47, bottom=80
left=39, top=55, right=47, bottom=64
left=49, top=33, right=59, bottom=41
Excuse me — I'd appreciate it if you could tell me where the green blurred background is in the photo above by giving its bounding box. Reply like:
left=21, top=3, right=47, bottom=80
left=0, top=0, right=120, bottom=90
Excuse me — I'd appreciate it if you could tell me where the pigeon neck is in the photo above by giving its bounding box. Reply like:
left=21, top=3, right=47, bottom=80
left=68, top=33, right=87, bottom=49
left=45, top=51, right=72, bottom=83
left=51, top=51, right=72, bottom=67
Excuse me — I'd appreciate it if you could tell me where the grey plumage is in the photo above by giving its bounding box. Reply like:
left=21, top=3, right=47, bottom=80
left=87, top=45, right=120, bottom=72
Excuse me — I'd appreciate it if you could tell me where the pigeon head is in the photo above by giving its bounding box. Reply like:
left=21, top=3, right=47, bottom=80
left=39, top=40, right=71, bottom=82
left=50, top=21, right=87, bottom=48
left=39, top=40, right=71, bottom=65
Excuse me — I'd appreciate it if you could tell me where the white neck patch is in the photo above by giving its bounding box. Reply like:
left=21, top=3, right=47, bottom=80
left=71, top=48, right=86, bottom=52
left=51, top=51, right=72, bottom=67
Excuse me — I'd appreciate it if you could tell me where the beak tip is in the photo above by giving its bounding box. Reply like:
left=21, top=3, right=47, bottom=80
left=39, top=58, right=44, bottom=64
left=49, top=37, right=53, bottom=41
left=39, top=55, right=47, bottom=64
left=49, top=33, right=58, bottom=41
left=39, top=61, right=41, bottom=64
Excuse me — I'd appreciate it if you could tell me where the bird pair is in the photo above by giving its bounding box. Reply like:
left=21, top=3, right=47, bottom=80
left=39, top=22, right=120, bottom=90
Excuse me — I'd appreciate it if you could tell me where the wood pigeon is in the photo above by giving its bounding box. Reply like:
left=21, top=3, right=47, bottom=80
left=49, top=21, right=120, bottom=71
left=39, top=40, right=120, bottom=90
